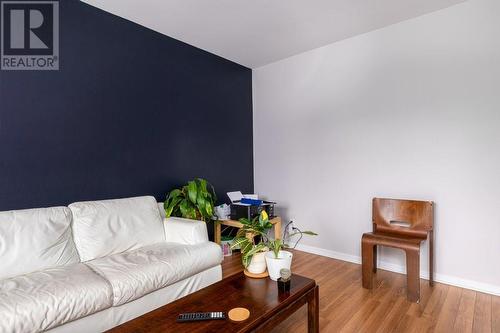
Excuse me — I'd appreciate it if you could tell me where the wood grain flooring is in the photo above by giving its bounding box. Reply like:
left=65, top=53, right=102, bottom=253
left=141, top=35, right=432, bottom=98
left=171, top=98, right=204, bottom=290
left=221, top=250, right=500, bottom=333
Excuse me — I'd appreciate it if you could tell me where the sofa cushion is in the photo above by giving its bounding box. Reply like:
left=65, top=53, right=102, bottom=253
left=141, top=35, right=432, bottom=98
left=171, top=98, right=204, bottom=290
left=0, top=206, right=80, bottom=280
left=0, top=263, right=113, bottom=333
left=158, top=202, right=166, bottom=218
left=164, top=217, right=209, bottom=245
left=87, top=241, right=223, bottom=306
left=69, top=196, right=164, bottom=262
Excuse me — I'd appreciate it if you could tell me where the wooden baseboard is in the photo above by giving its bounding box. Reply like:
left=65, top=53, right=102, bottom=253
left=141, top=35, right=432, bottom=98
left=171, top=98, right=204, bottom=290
left=295, top=243, right=500, bottom=296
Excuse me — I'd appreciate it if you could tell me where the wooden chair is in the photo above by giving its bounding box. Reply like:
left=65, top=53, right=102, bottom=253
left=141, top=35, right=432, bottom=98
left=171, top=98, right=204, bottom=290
left=361, top=198, right=434, bottom=302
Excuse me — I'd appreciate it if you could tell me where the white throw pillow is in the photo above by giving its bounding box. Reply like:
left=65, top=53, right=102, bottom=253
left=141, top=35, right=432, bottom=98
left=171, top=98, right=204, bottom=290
left=0, top=206, right=80, bottom=280
left=69, top=196, right=164, bottom=262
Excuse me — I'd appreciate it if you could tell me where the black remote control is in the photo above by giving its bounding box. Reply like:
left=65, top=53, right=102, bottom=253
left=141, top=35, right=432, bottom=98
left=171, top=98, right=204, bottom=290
left=177, top=312, right=226, bottom=322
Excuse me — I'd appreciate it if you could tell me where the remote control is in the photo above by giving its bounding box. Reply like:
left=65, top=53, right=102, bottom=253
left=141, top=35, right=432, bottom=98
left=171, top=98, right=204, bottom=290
left=177, top=312, right=226, bottom=322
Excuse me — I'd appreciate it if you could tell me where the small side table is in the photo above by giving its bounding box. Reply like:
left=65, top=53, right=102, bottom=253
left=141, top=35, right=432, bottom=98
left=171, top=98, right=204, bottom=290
left=214, top=216, right=282, bottom=245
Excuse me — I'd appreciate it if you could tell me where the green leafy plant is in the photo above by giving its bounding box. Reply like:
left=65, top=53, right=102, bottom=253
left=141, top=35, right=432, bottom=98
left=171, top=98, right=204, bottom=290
left=268, top=239, right=284, bottom=259
left=267, top=230, right=318, bottom=258
left=231, top=211, right=273, bottom=268
left=231, top=211, right=319, bottom=267
left=164, top=178, right=217, bottom=221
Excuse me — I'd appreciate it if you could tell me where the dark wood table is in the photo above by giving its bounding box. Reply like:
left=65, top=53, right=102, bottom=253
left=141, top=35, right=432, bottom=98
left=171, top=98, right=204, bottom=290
left=107, top=272, right=319, bottom=333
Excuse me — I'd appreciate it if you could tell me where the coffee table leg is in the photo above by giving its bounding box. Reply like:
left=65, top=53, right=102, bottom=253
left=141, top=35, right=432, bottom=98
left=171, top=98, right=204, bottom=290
left=307, top=285, right=319, bottom=333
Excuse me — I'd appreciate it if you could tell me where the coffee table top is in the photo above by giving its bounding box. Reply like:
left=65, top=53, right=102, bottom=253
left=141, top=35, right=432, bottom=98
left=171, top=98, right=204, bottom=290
left=107, top=272, right=316, bottom=333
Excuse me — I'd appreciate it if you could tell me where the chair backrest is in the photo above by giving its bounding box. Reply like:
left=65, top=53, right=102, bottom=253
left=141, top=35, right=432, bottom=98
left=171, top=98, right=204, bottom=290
left=372, top=198, right=433, bottom=239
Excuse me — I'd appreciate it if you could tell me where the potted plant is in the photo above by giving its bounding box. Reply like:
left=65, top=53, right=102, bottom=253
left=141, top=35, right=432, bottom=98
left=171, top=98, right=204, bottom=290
left=265, top=230, right=317, bottom=281
left=163, top=178, right=217, bottom=221
left=231, top=211, right=273, bottom=274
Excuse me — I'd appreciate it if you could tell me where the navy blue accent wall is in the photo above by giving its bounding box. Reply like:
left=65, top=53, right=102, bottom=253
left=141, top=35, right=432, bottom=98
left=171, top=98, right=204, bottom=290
left=0, top=0, right=253, bottom=211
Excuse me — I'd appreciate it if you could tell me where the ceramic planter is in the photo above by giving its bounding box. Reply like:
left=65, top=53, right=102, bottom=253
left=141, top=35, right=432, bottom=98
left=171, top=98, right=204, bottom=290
left=265, top=250, right=293, bottom=281
left=247, top=251, right=268, bottom=274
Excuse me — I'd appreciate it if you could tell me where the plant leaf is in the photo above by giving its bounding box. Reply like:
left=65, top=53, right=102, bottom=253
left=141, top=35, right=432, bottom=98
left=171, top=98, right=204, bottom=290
left=179, top=199, right=192, bottom=217
left=235, top=228, right=248, bottom=238
left=239, top=217, right=249, bottom=224
left=196, top=196, right=207, bottom=216
left=231, top=237, right=250, bottom=250
left=164, top=189, right=182, bottom=215
left=208, top=182, right=217, bottom=203
left=191, top=206, right=199, bottom=219
left=242, top=254, right=251, bottom=268
left=164, top=197, right=182, bottom=218
left=240, top=241, right=253, bottom=254
left=267, top=239, right=283, bottom=258
left=246, top=243, right=267, bottom=257
left=168, top=188, right=181, bottom=199
left=242, top=243, right=267, bottom=268
left=187, top=181, right=198, bottom=204
left=288, top=230, right=318, bottom=238
left=197, top=178, right=208, bottom=193
left=205, top=201, right=213, bottom=217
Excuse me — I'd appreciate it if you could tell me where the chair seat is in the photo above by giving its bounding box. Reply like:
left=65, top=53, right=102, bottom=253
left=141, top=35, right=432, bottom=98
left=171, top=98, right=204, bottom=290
left=362, top=232, right=423, bottom=250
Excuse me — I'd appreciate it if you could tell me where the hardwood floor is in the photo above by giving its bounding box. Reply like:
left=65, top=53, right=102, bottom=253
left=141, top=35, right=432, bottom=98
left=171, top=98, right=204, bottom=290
left=221, top=250, right=500, bottom=333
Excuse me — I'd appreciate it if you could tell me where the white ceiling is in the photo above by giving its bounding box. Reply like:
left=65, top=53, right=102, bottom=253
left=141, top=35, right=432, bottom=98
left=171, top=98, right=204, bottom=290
left=81, top=0, right=466, bottom=68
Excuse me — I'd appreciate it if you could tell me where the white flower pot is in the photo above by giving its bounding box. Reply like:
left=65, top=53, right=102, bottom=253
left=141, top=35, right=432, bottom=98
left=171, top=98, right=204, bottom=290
left=247, top=251, right=268, bottom=274
left=265, top=250, right=293, bottom=281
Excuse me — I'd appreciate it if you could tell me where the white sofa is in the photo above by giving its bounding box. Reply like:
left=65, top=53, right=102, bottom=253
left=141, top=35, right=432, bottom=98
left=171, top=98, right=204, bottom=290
left=0, top=196, right=223, bottom=333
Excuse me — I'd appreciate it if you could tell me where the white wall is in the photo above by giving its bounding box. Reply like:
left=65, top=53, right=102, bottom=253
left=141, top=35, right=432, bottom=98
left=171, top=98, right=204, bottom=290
left=253, top=0, right=500, bottom=295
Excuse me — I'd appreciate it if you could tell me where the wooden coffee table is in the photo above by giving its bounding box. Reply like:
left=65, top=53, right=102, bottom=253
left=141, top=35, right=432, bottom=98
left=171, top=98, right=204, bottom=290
left=107, top=272, right=319, bottom=333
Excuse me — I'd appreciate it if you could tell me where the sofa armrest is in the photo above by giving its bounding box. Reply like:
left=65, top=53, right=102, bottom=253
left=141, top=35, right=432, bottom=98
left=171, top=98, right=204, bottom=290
left=163, top=217, right=209, bottom=245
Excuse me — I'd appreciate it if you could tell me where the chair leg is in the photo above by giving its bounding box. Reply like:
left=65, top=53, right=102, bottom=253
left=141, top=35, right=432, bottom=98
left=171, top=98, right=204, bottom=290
left=361, top=237, right=374, bottom=289
left=406, top=249, right=420, bottom=303
left=429, top=230, right=434, bottom=287
left=373, top=245, right=377, bottom=273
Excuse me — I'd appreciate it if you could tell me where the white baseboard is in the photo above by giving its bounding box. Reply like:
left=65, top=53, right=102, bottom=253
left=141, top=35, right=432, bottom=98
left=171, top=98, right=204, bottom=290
left=295, top=244, right=500, bottom=296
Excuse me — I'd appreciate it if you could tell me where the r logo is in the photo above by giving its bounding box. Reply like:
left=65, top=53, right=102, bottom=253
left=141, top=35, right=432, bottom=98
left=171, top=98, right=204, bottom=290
left=1, top=1, right=59, bottom=70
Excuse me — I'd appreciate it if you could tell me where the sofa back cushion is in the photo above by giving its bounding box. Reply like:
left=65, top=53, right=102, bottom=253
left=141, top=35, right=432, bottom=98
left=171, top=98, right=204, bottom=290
left=0, top=206, right=80, bottom=280
left=69, top=196, right=164, bottom=262
left=158, top=202, right=166, bottom=219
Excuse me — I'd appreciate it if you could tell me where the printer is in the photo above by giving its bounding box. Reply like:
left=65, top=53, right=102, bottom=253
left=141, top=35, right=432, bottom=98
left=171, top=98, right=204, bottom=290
left=227, top=191, right=276, bottom=221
